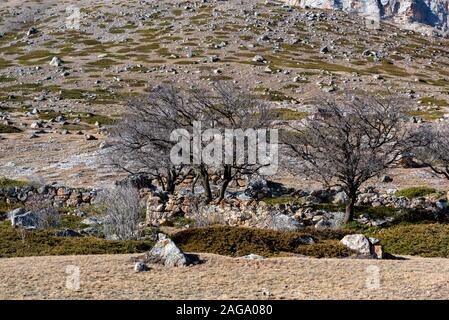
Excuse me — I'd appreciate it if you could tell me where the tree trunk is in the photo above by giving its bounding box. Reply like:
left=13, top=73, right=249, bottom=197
left=166, top=169, right=176, bottom=194
left=344, top=191, right=357, bottom=224
left=199, top=166, right=212, bottom=203
left=218, top=165, right=232, bottom=202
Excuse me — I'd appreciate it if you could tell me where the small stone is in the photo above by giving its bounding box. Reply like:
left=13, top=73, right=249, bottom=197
left=252, top=55, right=266, bottom=63
left=49, top=57, right=63, bottom=67
left=134, top=261, right=149, bottom=272
left=381, top=175, right=393, bottom=183
left=242, top=254, right=265, bottom=260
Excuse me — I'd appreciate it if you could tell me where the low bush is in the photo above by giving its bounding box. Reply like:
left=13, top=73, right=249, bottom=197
left=0, top=124, right=22, bottom=133
left=171, top=226, right=353, bottom=258
left=0, top=177, right=30, bottom=188
left=395, top=187, right=438, bottom=199
left=0, top=221, right=153, bottom=258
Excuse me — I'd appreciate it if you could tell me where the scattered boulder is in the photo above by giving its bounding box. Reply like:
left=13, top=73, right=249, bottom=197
left=81, top=217, right=104, bottom=226
left=143, top=234, right=198, bottom=267
left=241, top=254, right=265, bottom=260
left=49, top=56, right=63, bottom=67
left=340, top=234, right=372, bottom=256
left=340, top=234, right=388, bottom=259
left=134, top=261, right=149, bottom=272
left=381, top=175, right=393, bottom=183
left=332, top=191, right=348, bottom=204
left=252, top=55, right=266, bottom=63
left=244, top=177, right=271, bottom=199
left=56, top=229, right=83, bottom=237
left=271, top=214, right=304, bottom=231
left=9, top=209, right=40, bottom=230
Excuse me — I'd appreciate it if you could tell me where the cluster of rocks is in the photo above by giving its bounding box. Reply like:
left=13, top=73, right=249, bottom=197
left=0, top=185, right=96, bottom=208
left=4, top=207, right=102, bottom=236
left=145, top=180, right=448, bottom=230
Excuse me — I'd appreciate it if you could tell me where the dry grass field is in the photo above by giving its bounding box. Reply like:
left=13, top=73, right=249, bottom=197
left=1, top=253, right=448, bottom=300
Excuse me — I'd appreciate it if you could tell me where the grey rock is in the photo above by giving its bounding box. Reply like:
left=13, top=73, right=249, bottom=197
left=81, top=217, right=104, bottom=226
left=144, top=234, right=191, bottom=267
left=340, top=234, right=371, bottom=255
left=134, top=261, right=149, bottom=272
left=272, top=214, right=304, bottom=231
left=10, top=210, right=40, bottom=230
left=56, top=229, right=83, bottom=237
left=79, top=226, right=99, bottom=236
left=332, top=191, right=348, bottom=204
left=241, top=254, right=266, bottom=260
left=252, top=55, right=266, bottom=63
left=49, top=56, right=63, bottom=67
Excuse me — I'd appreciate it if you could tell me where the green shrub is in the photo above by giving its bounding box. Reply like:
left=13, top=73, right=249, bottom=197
left=395, top=187, right=438, bottom=199
left=171, top=226, right=353, bottom=258
left=0, top=221, right=153, bottom=258
left=0, top=177, right=30, bottom=188
left=0, top=124, right=22, bottom=133
left=372, top=223, right=449, bottom=257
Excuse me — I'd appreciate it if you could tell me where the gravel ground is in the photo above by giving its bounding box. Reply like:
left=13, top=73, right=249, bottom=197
left=1, top=253, right=448, bottom=300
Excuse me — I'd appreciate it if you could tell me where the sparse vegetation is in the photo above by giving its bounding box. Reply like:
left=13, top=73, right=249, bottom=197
left=395, top=187, right=439, bottom=199
left=0, top=221, right=153, bottom=258
left=172, top=226, right=353, bottom=258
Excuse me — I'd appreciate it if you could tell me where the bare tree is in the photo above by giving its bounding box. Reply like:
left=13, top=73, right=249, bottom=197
left=27, top=195, right=61, bottom=230
left=109, top=82, right=272, bottom=202
left=414, top=123, right=449, bottom=179
left=189, top=82, right=272, bottom=202
left=99, top=184, right=143, bottom=240
left=282, top=95, right=417, bottom=223
left=108, top=85, right=196, bottom=193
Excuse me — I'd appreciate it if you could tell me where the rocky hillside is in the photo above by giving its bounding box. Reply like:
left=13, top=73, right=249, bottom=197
left=0, top=0, right=449, bottom=188
left=285, top=0, right=449, bottom=33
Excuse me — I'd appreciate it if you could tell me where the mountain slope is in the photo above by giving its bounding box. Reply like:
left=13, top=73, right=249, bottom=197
left=285, top=0, right=449, bottom=32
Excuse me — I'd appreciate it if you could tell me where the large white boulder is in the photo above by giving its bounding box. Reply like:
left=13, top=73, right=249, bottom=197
left=340, top=234, right=372, bottom=255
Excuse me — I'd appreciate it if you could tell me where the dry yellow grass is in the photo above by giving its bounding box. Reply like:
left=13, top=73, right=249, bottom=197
left=0, top=253, right=448, bottom=300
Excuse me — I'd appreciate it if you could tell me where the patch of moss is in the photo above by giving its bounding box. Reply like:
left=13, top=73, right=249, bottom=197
left=269, top=108, right=308, bottom=120
left=0, top=76, right=15, bottom=83
left=0, top=221, right=153, bottom=258
left=372, top=223, right=449, bottom=257
left=171, top=226, right=352, bottom=258
left=395, top=187, right=438, bottom=199
left=0, top=177, right=30, bottom=189
left=0, top=124, right=22, bottom=133
left=419, top=97, right=448, bottom=107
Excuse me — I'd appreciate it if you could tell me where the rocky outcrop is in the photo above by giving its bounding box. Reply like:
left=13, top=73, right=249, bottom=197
left=285, top=0, right=449, bottom=31
left=340, top=234, right=385, bottom=258
left=145, top=186, right=448, bottom=229
left=142, top=234, right=199, bottom=267
left=0, top=185, right=96, bottom=208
